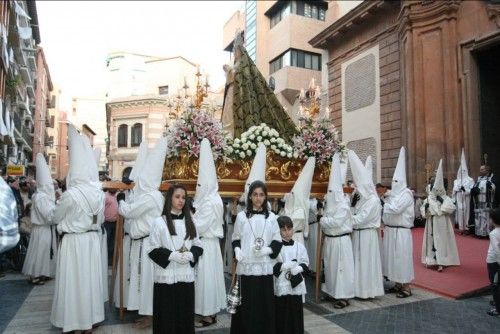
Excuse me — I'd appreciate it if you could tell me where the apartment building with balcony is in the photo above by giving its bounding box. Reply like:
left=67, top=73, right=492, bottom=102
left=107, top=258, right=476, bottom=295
left=222, top=0, right=361, bottom=123
left=0, top=1, right=43, bottom=176
left=106, top=52, right=222, bottom=179
left=46, top=86, right=64, bottom=179
left=32, top=46, right=54, bottom=162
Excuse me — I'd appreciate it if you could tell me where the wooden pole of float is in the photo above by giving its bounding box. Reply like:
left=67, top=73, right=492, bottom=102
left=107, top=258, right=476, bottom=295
left=109, top=215, right=124, bottom=319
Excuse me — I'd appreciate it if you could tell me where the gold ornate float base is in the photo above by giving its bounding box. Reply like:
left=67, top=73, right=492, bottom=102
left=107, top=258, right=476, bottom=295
left=102, top=152, right=351, bottom=198
left=162, top=151, right=332, bottom=198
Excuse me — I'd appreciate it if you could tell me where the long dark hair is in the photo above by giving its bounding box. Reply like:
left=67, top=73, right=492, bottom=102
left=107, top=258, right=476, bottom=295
left=246, top=180, right=270, bottom=219
left=162, top=184, right=196, bottom=240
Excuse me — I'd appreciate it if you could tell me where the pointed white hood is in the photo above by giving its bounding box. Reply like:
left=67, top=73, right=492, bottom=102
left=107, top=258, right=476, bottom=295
left=348, top=150, right=376, bottom=198
left=129, top=140, right=149, bottom=181
left=432, top=159, right=445, bottom=195
left=193, top=138, right=219, bottom=208
left=340, top=157, right=348, bottom=185
left=244, top=142, right=266, bottom=202
left=66, top=124, right=91, bottom=188
left=455, top=148, right=473, bottom=185
left=35, top=153, right=55, bottom=202
left=391, top=147, right=407, bottom=196
left=66, top=124, right=104, bottom=215
left=135, top=137, right=168, bottom=195
left=81, top=134, right=99, bottom=187
left=324, top=153, right=344, bottom=216
left=364, top=155, right=373, bottom=183
left=284, top=157, right=315, bottom=221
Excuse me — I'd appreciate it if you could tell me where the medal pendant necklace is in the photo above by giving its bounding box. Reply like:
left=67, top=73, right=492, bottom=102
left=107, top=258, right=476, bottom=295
left=249, top=215, right=266, bottom=251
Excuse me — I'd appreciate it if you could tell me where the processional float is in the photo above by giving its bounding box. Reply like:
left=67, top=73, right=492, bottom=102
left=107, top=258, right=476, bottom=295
left=105, top=40, right=350, bottom=317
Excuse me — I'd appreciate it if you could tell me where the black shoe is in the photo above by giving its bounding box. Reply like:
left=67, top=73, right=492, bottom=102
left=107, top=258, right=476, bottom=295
left=487, top=309, right=499, bottom=317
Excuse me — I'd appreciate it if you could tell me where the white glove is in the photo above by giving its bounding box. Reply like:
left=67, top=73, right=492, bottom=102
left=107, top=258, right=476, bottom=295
left=281, top=261, right=295, bottom=271
left=290, top=264, right=303, bottom=276
left=182, top=252, right=194, bottom=263
left=254, top=246, right=273, bottom=257
left=234, top=247, right=244, bottom=262
left=169, top=251, right=189, bottom=264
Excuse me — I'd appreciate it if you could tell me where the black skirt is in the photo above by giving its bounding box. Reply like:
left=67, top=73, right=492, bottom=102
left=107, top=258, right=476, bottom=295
left=153, top=282, right=194, bottom=334
left=230, top=275, right=276, bottom=334
left=275, top=294, right=304, bottom=334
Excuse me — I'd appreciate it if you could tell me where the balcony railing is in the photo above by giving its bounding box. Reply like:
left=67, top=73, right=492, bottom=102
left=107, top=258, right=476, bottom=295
left=22, top=127, right=32, bottom=149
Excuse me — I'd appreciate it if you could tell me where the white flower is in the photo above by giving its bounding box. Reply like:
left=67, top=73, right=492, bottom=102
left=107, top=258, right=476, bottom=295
left=249, top=134, right=255, bottom=140
left=234, top=138, right=240, bottom=144
left=280, top=151, right=286, bottom=157
left=277, top=142, right=282, bottom=148
left=242, top=143, right=249, bottom=150
left=287, top=152, right=292, bottom=158
left=264, top=139, right=270, bottom=146
left=257, top=136, right=262, bottom=141
left=250, top=143, right=256, bottom=149
left=270, top=138, right=276, bottom=143
left=246, top=150, right=252, bottom=156
left=293, top=152, right=298, bottom=159
left=226, top=147, right=233, bottom=153
left=233, top=143, right=240, bottom=148
left=239, top=152, right=246, bottom=159
left=262, top=131, right=268, bottom=137
left=241, top=137, right=247, bottom=143
left=271, top=145, right=276, bottom=150
left=255, top=130, right=261, bottom=136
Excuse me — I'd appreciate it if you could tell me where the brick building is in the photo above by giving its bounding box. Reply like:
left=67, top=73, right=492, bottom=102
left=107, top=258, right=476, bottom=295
left=310, top=0, right=500, bottom=193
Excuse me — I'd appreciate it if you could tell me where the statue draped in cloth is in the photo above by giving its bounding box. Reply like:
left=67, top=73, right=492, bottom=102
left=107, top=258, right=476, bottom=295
left=221, top=33, right=297, bottom=142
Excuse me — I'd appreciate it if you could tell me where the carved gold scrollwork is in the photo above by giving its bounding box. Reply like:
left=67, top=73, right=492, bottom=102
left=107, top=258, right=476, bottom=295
left=236, top=160, right=251, bottom=180
left=317, top=163, right=331, bottom=182
left=216, top=161, right=232, bottom=179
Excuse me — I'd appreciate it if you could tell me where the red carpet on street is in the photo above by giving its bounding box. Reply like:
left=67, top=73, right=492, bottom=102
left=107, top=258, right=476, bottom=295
left=411, top=227, right=490, bottom=299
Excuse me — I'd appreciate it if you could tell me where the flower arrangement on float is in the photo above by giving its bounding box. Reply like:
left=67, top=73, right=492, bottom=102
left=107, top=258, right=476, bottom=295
left=165, top=109, right=346, bottom=166
left=165, top=109, right=229, bottom=160
left=228, top=123, right=296, bottom=160
left=292, top=116, right=346, bottom=164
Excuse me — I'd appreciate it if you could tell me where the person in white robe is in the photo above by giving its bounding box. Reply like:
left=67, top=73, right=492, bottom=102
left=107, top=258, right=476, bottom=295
left=193, top=138, right=227, bottom=327
left=273, top=215, right=309, bottom=333
left=22, top=153, right=57, bottom=284
left=226, top=143, right=268, bottom=276
left=51, top=125, right=105, bottom=333
left=382, top=147, right=415, bottom=297
left=421, top=159, right=460, bottom=271
left=348, top=150, right=384, bottom=299
left=320, top=153, right=355, bottom=308
left=113, top=140, right=148, bottom=309
left=88, top=145, right=108, bottom=303
left=452, top=149, right=474, bottom=234
left=305, top=198, right=319, bottom=274
left=282, top=157, right=315, bottom=245
left=118, top=137, right=168, bottom=327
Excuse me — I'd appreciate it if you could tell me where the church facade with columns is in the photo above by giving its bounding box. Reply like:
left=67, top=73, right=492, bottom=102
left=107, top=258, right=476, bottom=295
left=311, top=0, right=500, bottom=193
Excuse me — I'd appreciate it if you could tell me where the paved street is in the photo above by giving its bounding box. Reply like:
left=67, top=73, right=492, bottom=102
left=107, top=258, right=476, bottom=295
left=1, top=270, right=497, bottom=333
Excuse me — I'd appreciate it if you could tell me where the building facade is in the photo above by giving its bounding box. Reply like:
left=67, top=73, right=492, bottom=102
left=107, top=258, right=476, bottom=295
left=310, top=0, right=500, bottom=192
left=106, top=53, right=222, bottom=179
left=45, top=86, right=64, bottom=179
left=69, top=96, right=107, bottom=171
left=222, top=1, right=361, bottom=123
left=32, top=47, right=53, bottom=162
left=0, top=1, right=42, bottom=176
